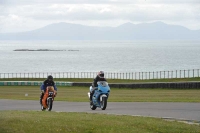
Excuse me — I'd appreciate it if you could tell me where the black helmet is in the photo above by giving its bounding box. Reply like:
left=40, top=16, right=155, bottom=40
left=98, top=71, right=104, bottom=78
left=47, top=75, right=53, bottom=80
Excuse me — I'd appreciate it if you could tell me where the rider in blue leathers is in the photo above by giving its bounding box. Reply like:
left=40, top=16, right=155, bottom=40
left=90, top=71, right=107, bottom=103
left=40, top=75, right=58, bottom=104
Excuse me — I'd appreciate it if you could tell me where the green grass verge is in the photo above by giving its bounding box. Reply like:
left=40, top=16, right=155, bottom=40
left=1, top=86, right=200, bottom=102
left=1, top=77, right=200, bottom=83
left=0, top=111, right=199, bottom=133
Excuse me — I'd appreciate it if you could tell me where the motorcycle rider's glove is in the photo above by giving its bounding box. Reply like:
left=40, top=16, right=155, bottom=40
left=54, top=91, right=57, bottom=97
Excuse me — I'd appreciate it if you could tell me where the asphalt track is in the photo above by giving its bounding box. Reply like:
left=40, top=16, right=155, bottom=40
left=0, top=99, right=200, bottom=123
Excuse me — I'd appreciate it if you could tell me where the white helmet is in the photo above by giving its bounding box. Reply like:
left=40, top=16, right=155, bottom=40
left=98, top=71, right=104, bottom=78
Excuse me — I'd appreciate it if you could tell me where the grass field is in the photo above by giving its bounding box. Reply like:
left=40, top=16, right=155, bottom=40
left=1, top=79, right=200, bottom=133
left=0, top=86, right=200, bottom=102
left=0, top=111, right=199, bottom=133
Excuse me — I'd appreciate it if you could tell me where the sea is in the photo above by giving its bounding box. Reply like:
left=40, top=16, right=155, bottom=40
left=0, top=40, right=200, bottom=73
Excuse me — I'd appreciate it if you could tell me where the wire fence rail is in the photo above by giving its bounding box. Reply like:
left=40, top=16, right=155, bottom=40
left=0, top=69, right=200, bottom=80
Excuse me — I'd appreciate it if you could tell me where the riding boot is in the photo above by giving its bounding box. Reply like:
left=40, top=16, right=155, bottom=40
left=90, top=92, right=93, bottom=105
left=89, top=92, right=92, bottom=100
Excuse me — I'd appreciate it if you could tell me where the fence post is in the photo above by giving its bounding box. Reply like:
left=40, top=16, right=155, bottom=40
left=142, top=72, right=143, bottom=80
left=145, top=72, right=147, bottom=80
left=188, top=70, right=190, bottom=78
left=139, top=72, right=140, bottom=80
left=159, top=71, right=161, bottom=79
left=171, top=71, right=173, bottom=78
left=164, top=71, right=165, bottom=79
left=131, top=72, right=132, bottom=80
left=135, top=72, right=136, bottom=80
left=168, top=71, right=169, bottom=79
left=156, top=71, right=158, bottom=79
left=193, top=69, right=194, bottom=78
left=180, top=70, right=181, bottom=78
left=149, top=72, right=150, bottom=79
left=184, top=70, right=185, bottom=78
left=152, top=72, right=154, bottom=79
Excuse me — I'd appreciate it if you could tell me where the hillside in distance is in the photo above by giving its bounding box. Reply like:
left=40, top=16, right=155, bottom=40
left=0, top=21, right=199, bottom=40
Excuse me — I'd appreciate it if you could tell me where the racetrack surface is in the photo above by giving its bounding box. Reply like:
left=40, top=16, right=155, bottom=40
left=0, top=99, right=200, bottom=123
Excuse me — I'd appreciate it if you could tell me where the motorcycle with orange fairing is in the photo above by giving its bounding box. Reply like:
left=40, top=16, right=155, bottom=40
left=41, top=86, right=57, bottom=111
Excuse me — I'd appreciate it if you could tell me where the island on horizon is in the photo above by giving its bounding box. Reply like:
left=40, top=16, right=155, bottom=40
left=13, top=49, right=79, bottom=51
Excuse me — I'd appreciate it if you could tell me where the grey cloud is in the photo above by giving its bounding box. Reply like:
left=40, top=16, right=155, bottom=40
left=0, top=0, right=200, bottom=32
left=1, top=0, right=200, bottom=5
left=23, top=4, right=200, bottom=22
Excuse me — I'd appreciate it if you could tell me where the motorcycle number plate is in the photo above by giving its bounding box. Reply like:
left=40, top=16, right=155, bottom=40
left=48, top=92, right=54, bottom=96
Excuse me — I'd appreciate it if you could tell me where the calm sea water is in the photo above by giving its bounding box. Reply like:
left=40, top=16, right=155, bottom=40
left=0, top=40, right=200, bottom=73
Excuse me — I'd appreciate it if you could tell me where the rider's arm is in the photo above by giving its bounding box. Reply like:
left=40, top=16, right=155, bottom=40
left=54, top=85, right=57, bottom=91
left=40, top=84, right=45, bottom=93
left=52, top=81, right=57, bottom=91
left=93, top=76, right=99, bottom=87
left=53, top=83, right=57, bottom=96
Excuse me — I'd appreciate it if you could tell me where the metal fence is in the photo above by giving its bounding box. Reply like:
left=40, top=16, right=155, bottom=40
left=0, top=69, right=200, bottom=80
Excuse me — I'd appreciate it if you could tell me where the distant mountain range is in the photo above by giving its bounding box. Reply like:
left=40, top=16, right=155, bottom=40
left=0, top=21, right=200, bottom=40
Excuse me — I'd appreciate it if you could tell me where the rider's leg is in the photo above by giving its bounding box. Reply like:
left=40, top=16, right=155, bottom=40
left=90, top=91, right=94, bottom=101
left=40, top=92, right=44, bottom=104
left=90, top=86, right=96, bottom=100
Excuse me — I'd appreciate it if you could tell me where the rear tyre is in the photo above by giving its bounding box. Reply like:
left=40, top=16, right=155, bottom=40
left=101, top=97, right=107, bottom=110
left=47, top=98, right=53, bottom=111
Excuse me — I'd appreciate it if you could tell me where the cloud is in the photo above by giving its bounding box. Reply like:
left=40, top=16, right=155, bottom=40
left=0, top=0, right=200, bottom=33
left=1, top=0, right=200, bottom=5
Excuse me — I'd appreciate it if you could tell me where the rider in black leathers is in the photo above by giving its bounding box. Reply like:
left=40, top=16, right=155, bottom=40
left=40, top=75, right=57, bottom=105
left=90, top=71, right=107, bottom=102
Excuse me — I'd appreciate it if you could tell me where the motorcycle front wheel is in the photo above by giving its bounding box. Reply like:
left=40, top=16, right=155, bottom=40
left=90, top=102, right=97, bottom=110
left=47, top=98, right=53, bottom=111
left=100, top=97, right=107, bottom=110
left=41, top=105, right=46, bottom=111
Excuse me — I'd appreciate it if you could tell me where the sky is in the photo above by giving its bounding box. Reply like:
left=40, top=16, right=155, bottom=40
left=0, top=0, right=200, bottom=33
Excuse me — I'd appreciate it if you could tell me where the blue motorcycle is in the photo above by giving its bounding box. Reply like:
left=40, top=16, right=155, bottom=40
left=88, top=81, right=110, bottom=110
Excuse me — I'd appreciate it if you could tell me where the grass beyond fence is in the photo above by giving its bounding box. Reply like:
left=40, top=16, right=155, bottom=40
left=1, top=111, right=199, bottom=133
left=1, top=86, right=200, bottom=102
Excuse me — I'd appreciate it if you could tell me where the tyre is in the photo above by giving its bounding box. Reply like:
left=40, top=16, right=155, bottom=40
left=90, top=102, right=97, bottom=110
left=101, top=97, right=107, bottom=110
left=41, top=105, right=46, bottom=111
left=47, top=98, right=53, bottom=111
